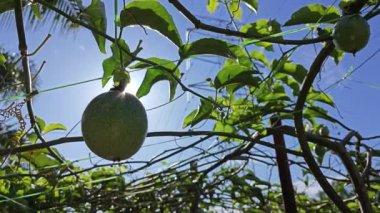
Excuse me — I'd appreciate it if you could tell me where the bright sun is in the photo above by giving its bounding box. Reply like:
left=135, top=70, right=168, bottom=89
left=125, top=79, right=139, bottom=95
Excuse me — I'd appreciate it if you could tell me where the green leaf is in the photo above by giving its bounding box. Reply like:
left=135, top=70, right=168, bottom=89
left=272, top=60, right=307, bottom=83
left=183, top=110, right=197, bottom=128
left=113, top=68, right=131, bottom=86
left=214, top=121, right=236, bottom=140
left=120, top=0, right=182, bottom=47
left=31, top=3, right=42, bottom=20
left=256, top=82, right=291, bottom=103
left=284, top=4, right=340, bottom=26
left=207, top=0, right=219, bottom=13
left=180, top=38, right=235, bottom=59
left=275, top=73, right=300, bottom=96
left=307, top=90, right=335, bottom=107
left=27, top=133, right=38, bottom=144
left=228, top=1, right=242, bottom=19
left=314, top=144, right=327, bottom=164
left=214, top=64, right=260, bottom=89
left=43, top=123, right=66, bottom=134
left=241, top=19, right=282, bottom=38
left=330, top=48, right=345, bottom=65
left=251, top=187, right=265, bottom=203
left=102, top=58, right=118, bottom=87
left=304, top=107, right=336, bottom=124
left=183, top=98, right=214, bottom=128
left=240, top=19, right=282, bottom=51
left=102, top=40, right=132, bottom=87
left=229, top=45, right=252, bottom=67
left=134, top=58, right=180, bottom=101
left=250, top=50, right=269, bottom=66
left=257, top=92, right=291, bottom=103
left=0, top=54, right=5, bottom=65
left=82, top=0, right=107, bottom=53
left=21, top=149, right=60, bottom=169
left=320, top=26, right=345, bottom=64
left=242, top=0, right=258, bottom=13
left=35, top=116, right=46, bottom=131
left=214, top=121, right=235, bottom=133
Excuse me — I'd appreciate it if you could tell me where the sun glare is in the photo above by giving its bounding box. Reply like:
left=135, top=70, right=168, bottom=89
left=125, top=78, right=139, bottom=95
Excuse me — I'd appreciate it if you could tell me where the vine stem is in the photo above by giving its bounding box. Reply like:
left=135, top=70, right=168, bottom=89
left=270, top=116, right=297, bottom=213
left=14, top=0, right=64, bottom=163
left=293, top=41, right=350, bottom=212
left=294, top=40, right=372, bottom=212
left=167, top=0, right=331, bottom=45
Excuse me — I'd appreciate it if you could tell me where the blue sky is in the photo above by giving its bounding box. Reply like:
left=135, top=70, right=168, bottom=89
left=1, top=0, right=380, bottom=186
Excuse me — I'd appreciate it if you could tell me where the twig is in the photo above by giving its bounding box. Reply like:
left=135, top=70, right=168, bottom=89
left=0, top=130, right=306, bottom=157
left=14, top=0, right=64, bottom=163
left=167, top=0, right=331, bottom=45
left=270, top=116, right=297, bottom=213
left=293, top=39, right=372, bottom=212
left=293, top=41, right=350, bottom=212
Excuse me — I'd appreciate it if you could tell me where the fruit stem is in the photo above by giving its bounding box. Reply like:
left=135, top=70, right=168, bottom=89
left=111, top=78, right=127, bottom=92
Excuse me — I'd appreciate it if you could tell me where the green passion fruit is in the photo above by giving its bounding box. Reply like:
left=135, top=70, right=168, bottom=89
left=81, top=90, right=148, bottom=161
left=332, top=14, right=370, bottom=54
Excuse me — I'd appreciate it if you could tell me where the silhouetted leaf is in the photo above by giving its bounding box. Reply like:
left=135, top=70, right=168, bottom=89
left=21, top=149, right=60, bottom=169
left=82, top=0, right=107, bottom=53
left=250, top=50, right=269, bottom=66
left=36, top=116, right=46, bottom=131
left=120, top=0, right=182, bottom=47
left=180, top=38, right=235, bottom=59
left=330, top=48, right=345, bottom=64
left=133, top=58, right=180, bottom=101
left=31, top=3, right=42, bottom=20
left=214, top=121, right=236, bottom=140
left=0, top=0, right=16, bottom=14
left=307, top=90, right=335, bottom=107
left=228, top=1, right=242, bottom=19
left=207, top=0, right=219, bottom=13
left=242, top=0, right=258, bottom=13
left=214, top=64, right=260, bottom=89
left=284, top=4, right=340, bottom=26
left=0, top=54, right=5, bottom=65
left=102, top=39, right=132, bottom=87
left=240, top=19, right=282, bottom=51
left=272, top=60, right=307, bottom=83
left=314, top=144, right=327, bottom=164
left=275, top=73, right=300, bottom=96
left=183, top=98, right=214, bottom=128
left=44, top=123, right=66, bottom=134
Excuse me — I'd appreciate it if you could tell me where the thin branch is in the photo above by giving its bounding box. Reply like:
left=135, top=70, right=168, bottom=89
left=0, top=130, right=303, bottom=156
left=201, top=132, right=259, bottom=176
left=336, top=143, right=372, bottom=213
left=168, top=0, right=331, bottom=45
left=14, top=0, right=64, bottom=163
left=270, top=116, right=297, bottom=213
left=294, top=39, right=373, bottom=212
left=293, top=41, right=351, bottom=212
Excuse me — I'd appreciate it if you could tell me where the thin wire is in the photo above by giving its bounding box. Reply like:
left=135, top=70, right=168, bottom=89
left=38, top=77, right=102, bottom=93
left=146, top=92, right=185, bottom=111
left=0, top=58, right=184, bottom=102
left=324, top=47, right=380, bottom=92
